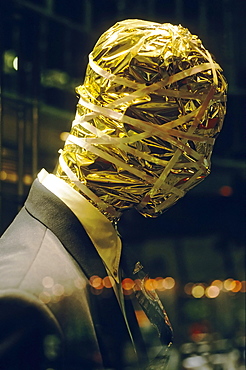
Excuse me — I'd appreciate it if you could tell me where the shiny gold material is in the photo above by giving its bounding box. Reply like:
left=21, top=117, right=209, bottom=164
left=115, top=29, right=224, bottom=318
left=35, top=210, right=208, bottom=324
left=56, top=19, right=227, bottom=220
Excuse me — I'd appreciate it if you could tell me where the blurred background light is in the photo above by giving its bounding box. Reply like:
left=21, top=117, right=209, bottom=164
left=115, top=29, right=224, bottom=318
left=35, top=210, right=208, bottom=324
left=191, top=285, right=205, bottom=298
left=103, top=275, right=115, bottom=288
left=60, top=132, right=69, bottom=141
left=163, top=277, right=175, bottom=289
left=89, top=275, right=103, bottom=290
left=184, top=282, right=194, bottom=295
left=205, top=285, right=220, bottom=298
left=224, top=278, right=236, bottom=291
left=211, top=279, right=223, bottom=290
left=42, top=276, right=54, bottom=289
left=219, top=185, right=233, bottom=197
left=13, top=56, right=18, bottom=71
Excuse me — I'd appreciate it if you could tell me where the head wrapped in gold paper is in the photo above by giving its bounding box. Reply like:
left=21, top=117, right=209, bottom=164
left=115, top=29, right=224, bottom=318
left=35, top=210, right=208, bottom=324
left=56, top=19, right=227, bottom=220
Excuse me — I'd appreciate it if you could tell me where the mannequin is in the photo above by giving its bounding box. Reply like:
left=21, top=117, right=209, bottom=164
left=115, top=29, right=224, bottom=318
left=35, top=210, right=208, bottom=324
left=0, top=20, right=227, bottom=370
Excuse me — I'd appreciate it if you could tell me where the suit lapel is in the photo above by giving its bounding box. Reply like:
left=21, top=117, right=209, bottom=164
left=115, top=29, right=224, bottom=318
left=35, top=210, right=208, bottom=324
left=25, top=179, right=107, bottom=280
left=24, top=180, right=142, bottom=368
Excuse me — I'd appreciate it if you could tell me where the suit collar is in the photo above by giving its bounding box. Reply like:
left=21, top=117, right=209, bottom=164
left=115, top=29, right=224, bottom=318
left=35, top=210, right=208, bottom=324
left=25, top=179, right=108, bottom=280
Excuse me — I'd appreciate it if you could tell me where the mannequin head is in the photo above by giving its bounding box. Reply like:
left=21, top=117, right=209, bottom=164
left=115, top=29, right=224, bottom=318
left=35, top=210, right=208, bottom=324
left=56, top=19, right=227, bottom=220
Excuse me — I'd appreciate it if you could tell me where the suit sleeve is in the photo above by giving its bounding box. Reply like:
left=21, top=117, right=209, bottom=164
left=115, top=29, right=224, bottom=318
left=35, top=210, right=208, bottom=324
left=0, top=290, right=64, bottom=370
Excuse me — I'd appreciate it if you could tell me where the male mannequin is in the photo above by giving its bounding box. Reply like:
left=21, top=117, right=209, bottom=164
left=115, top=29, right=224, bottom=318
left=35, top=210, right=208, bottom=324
left=0, top=20, right=227, bottom=369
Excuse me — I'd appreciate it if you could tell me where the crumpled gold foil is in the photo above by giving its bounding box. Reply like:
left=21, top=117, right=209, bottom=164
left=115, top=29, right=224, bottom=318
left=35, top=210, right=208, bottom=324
left=56, top=19, right=227, bottom=219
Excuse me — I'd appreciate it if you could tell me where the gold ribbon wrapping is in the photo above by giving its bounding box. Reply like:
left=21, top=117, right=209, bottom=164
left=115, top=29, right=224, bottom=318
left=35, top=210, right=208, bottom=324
left=56, top=19, right=227, bottom=219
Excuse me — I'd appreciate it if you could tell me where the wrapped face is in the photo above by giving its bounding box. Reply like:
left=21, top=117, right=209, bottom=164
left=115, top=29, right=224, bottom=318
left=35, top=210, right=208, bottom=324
left=57, top=19, right=227, bottom=219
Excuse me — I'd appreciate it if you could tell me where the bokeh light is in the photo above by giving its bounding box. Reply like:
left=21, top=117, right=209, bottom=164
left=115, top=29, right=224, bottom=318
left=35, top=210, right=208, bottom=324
left=241, top=281, right=246, bottom=293
left=0, top=171, right=7, bottom=180
left=211, top=279, right=223, bottom=290
left=163, top=277, right=175, bottom=289
left=191, top=284, right=205, bottom=298
left=205, top=285, right=220, bottom=298
left=103, top=275, right=115, bottom=288
left=231, top=280, right=242, bottom=293
left=13, top=56, right=18, bottom=70
left=155, top=277, right=165, bottom=291
left=42, top=276, right=54, bottom=289
left=122, top=278, right=134, bottom=292
left=184, top=282, right=194, bottom=295
left=74, top=277, right=86, bottom=290
left=23, top=174, right=33, bottom=185
left=224, top=278, right=236, bottom=291
left=144, top=278, right=156, bottom=291
left=90, top=275, right=103, bottom=290
left=219, top=185, right=233, bottom=197
left=60, top=132, right=69, bottom=141
left=39, top=291, right=51, bottom=304
left=52, top=283, right=65, bottom=297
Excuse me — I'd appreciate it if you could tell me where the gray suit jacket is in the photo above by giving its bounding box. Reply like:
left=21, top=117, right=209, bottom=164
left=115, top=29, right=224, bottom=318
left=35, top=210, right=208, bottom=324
left=0, top=180, right=172, bottom=369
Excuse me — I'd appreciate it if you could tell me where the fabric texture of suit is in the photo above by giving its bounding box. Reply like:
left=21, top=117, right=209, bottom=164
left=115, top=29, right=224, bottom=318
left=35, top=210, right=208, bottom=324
left=0, top=180, right=172, bottom=370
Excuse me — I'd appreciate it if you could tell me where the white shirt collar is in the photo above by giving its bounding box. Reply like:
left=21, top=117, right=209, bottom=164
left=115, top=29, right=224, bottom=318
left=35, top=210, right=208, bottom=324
left=38, top=169, right=121, bottom=282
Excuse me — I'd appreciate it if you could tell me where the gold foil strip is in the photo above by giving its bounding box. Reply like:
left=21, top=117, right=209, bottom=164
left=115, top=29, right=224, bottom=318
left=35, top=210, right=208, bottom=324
left=143, top=86, right=215, bottom=198
left=59, top=154, right=120, bottom=217
left=77, top=98, right=214, bottom=144
left=65, top=134, right=155, bottom=184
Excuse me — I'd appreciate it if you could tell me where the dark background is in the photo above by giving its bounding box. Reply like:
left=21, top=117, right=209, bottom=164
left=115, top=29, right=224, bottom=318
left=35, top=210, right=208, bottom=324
left=0, top=1, right=245, bottom=368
